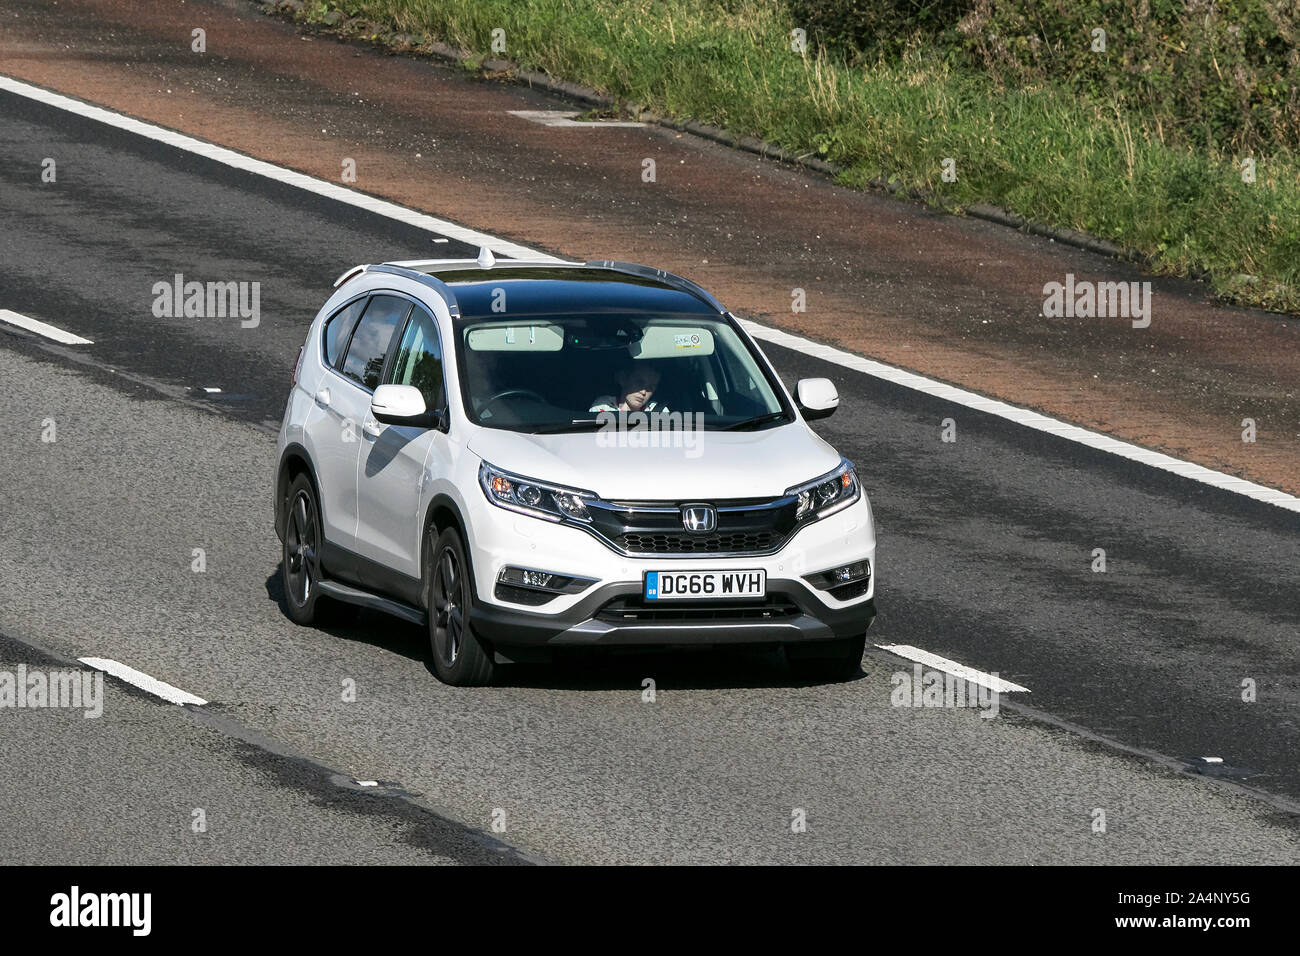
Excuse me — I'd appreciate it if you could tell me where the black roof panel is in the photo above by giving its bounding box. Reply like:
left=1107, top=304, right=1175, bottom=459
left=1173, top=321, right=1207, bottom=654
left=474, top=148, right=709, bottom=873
left=427, top=267, right=719, bottom=320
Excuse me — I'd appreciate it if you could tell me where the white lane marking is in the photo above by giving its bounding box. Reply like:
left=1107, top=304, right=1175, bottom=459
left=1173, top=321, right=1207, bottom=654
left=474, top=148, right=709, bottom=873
left=874, top=644, right=1030, bottom=694
left=508, top=110, right=646, bottom=128
left=741, top=320, right=1300, bottom=514
left=77, top=657, right=208, bottom=705
left=0, top=309, right=93, bottom=345
left=3, top=73, right=1295, bottom=514
left=0, top=74, right=559, bottom=262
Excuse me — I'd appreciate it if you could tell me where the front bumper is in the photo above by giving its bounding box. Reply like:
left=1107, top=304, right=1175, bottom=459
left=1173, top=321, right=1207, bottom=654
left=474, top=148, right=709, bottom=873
left=459, top=479, right=876, bottom=651
left=472, top=579, right=875, bottom=649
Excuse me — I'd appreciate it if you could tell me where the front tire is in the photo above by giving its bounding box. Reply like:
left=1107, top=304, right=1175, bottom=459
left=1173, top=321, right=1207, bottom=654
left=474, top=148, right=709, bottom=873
left=427, top=526, right=496, bottom=686
left=282, top=474, right=325, bottom=626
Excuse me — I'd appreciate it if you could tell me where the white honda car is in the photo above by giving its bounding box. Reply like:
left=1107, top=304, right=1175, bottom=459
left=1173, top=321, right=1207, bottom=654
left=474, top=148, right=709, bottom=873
left=274, top=253, right=876, bottom=685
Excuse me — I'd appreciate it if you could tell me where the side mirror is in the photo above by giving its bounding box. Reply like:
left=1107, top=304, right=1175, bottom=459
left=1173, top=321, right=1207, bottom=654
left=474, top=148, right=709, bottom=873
left=795, top=378, right=838, bottom=421
left=371, top=384, right=429, bottom=426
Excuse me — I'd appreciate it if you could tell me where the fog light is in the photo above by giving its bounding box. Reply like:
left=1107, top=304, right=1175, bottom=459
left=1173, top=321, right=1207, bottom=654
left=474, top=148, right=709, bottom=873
left=498, top=566, right=563, bottom=592
left=806, top=560, right=871, bottom=591
left=495, top=566, right=598, bottom=604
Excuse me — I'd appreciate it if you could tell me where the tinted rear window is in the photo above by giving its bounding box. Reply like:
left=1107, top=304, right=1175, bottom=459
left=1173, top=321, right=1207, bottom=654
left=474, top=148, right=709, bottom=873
left=322, top=296, right=367, bottom=368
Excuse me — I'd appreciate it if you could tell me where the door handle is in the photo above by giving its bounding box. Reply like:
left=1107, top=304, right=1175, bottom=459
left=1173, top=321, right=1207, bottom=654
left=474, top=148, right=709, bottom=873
left=314, top=386, right=330, bottom=407
left=362, top=419, right=383, bottom=438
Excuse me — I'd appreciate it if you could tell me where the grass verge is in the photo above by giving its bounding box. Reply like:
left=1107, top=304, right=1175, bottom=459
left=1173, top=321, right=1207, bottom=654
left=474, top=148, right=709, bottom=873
left=292, top=0, right=1300, bottom=313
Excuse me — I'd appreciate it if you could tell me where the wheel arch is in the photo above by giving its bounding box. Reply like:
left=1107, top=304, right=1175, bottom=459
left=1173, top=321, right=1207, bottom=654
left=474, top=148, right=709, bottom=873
left=420, top=493, right=471, bottom=610
left=276, top=443, right=323, bottom=540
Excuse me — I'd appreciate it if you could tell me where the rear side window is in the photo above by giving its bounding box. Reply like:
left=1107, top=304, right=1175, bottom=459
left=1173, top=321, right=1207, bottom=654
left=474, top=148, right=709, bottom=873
left=389, top=307, right=446, bottom=411
left=341, top=295, right=411, bottom=390
left=322, top=297, right=367, bottom=368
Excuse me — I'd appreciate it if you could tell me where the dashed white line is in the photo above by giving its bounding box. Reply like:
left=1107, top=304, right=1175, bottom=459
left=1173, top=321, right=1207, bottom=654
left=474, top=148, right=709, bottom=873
left=874, top=644, right=1030, bottom=694
left=77, top=657, right=208, bottom=706
left=3, top=72, right=1295, bottom=514
left=0, top=309, right=93, bottom=345
left=0, top=74, right=560, bottom=262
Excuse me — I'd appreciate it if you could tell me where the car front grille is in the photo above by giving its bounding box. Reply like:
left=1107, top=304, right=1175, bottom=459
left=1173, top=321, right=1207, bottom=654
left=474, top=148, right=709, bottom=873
left=616, top=531, right=781, bottom=554
left=586, top=496, right=798, bottom=556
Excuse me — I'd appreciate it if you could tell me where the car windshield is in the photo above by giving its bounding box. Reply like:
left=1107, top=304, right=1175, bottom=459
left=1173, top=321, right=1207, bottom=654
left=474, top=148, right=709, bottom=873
left=456, top=313, right=790, bottom=432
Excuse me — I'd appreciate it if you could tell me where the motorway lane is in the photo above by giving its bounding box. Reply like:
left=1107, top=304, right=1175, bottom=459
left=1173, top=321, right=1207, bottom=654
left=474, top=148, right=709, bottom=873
left=768, top=346, right=1300, bottom=803
left=0, top=340, right=1297, bottom=864
left=0, top=87, right=479, bottom=426
left=1, top=84, right=1298, bottom=863
left=0, top=632, right=520, bottom=865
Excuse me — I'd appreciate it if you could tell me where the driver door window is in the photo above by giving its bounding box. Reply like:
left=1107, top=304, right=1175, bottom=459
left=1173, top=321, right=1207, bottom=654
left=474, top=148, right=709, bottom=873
left=387, top=306, right=446, bottom=412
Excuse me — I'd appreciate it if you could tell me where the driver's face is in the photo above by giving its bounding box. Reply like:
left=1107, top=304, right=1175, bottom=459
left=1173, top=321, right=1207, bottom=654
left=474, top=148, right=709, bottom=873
left=621, top=369, right=660, bottom=410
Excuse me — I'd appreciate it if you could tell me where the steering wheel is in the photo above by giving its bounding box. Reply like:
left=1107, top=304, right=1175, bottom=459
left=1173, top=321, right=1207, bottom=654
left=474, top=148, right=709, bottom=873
left=480, top=388, right=548, bottom=415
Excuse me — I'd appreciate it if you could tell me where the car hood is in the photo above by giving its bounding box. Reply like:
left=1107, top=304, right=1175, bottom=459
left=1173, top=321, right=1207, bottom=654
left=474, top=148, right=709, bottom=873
left=466, top=422, right=843, bottom=500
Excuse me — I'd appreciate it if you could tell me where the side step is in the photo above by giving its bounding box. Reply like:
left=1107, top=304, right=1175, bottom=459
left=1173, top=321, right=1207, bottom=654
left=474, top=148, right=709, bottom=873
left=318, top=580, right=427, bottom=626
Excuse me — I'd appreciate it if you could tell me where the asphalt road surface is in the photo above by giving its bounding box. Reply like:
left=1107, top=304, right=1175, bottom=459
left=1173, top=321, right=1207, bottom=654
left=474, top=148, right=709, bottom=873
left=1, top=85, right=1298, bottom=864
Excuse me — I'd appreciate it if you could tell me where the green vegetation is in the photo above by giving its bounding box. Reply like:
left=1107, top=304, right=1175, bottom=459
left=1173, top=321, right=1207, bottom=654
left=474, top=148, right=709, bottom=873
left=300, top=0, right=1300, bottom=312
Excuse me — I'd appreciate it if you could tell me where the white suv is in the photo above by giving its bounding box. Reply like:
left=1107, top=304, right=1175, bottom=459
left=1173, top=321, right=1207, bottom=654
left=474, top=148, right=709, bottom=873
left=275, top=254, right=877, bottom=685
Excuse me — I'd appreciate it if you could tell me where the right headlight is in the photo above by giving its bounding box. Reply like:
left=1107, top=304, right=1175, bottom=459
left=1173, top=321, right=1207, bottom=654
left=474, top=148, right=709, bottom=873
left=479, top=461, right=595, bottom=523
left=786, top=457, right=860, bottom=522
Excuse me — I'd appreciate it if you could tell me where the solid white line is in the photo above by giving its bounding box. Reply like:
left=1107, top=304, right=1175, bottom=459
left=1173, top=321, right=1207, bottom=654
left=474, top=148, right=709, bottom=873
left=77, top=657, right=208, bottom=706
left=0, top=309, right=93, bottom=345
left=874, top=644, right=1030, bottom=694
left=508, top=109, right=646, bottom=128
left=3, top=72, right=1294, bottom=514
left=740, top=319, right=1300, bottom=514
left=0, top=74, right=560, bottom=263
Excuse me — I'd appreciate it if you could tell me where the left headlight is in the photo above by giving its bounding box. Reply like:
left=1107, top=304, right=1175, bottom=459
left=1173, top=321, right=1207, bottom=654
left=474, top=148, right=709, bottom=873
left=479, top=461, right=594, bottom=522
left=786, top=457, right=860, bottom=522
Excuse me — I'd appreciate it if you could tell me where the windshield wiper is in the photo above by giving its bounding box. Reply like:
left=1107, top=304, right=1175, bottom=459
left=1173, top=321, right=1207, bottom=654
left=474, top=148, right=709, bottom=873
left=722, top=411, right=789, bottom=431
left=527, top=419, right=606, bottom=434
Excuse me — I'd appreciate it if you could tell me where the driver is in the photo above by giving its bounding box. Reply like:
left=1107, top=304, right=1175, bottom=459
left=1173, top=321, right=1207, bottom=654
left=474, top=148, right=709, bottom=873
left=590, top=363, right=666, bottom=413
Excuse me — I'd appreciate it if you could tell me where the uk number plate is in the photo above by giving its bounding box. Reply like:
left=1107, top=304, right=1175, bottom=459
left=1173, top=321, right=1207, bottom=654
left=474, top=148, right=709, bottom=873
left=643, top=569, right=766, bottom=600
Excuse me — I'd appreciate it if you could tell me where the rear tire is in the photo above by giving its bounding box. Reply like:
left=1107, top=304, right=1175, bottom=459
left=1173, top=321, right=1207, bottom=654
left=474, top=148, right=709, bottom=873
left=427, top=526, right=496, bottom=686
left=786, top=633, right=866, bottom=682
left=282, top=475, right=326, bottom=626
